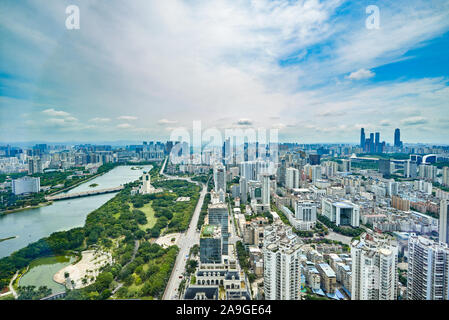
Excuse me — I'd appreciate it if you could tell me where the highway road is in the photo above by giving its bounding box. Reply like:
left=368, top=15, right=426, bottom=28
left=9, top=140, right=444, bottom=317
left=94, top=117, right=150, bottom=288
left=161, top=157, right=208, bottom=300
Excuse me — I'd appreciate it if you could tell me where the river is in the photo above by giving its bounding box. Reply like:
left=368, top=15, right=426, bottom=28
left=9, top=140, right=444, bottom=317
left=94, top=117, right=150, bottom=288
left=0, top=165, right=152, bottom=258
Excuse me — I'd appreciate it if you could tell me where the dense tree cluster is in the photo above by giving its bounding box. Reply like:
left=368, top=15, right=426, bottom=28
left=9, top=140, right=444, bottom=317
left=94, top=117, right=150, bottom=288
left=0, top=228, right=85, bottom=289
left=317, top=215, right=364, bottom=238
left=17, top=285, right=52, bottom=300
left=0, top=161, right=198, bottom=300
left=197, top=193, right=211, bottom=230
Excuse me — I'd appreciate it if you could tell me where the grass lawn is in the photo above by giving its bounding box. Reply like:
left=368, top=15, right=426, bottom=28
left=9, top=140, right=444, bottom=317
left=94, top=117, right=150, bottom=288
left=129, top=202, right=157, bottom=230
left=0, top=293, right=14, bottom=300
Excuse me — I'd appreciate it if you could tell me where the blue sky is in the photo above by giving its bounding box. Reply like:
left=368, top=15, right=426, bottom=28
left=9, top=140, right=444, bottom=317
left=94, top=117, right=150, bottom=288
left=0, top=0, right=449, bottom=144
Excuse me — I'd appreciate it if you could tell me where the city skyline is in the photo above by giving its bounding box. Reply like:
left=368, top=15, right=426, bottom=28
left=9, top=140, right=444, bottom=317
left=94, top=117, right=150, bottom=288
left=1, top=0, right=449, bottom=144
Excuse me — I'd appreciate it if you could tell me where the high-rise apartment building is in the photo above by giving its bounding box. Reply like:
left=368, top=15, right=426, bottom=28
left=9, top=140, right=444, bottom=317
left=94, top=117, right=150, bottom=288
left=263, top=222, right=302, bottom=300
left=407, top=234, right=449, bottom=300
left=286, top=167, right=300, bottom=189
left=28, top=156, right=42, bottom=174
left=351, top=232, right=398, bottom=300
left=239, top=176, right=248, bottom=204
left=443, top=167, right=449, bottom=187
left=261, top=174, right=270, bottom=206
left=440, top=200, right=449, bottom=245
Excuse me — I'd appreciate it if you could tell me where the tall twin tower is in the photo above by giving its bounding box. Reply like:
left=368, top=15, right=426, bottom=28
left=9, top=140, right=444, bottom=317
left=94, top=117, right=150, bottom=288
left=359, top=128, right=402, bottom=153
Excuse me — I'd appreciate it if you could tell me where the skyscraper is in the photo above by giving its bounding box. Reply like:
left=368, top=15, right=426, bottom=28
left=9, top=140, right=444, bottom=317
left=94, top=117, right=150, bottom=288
left=375, top=132, right=380, bottom=153
left=440, top=200, right=449, bottom=245
left=360, top=128, right=365, bottom=149
left=261, top=174, right=271, bottom=206
left=351, top=232, right=398, bottom=300
left=443, top=167, right=449, bottom=187
left=407, top=234, right=449, bottom=300
left=213, top=163, right=226, bottom=193
left=208, top=203, right=229, bottom=255
left=286, top=167, right=300, bottom=189
left=394, top=128, right=402, bottom=148
left=200, top=225, right=222, bottom=264
left=239, top=176, right=248, bottom=204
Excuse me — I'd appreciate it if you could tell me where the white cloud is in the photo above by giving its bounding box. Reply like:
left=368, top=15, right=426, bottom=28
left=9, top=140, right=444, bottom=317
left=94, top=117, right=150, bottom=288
left=117, top=123, right=132, bottom=129
left=90, top=117, right=111, bottom=123
left=158, top=119, right=178, bottom=125
left=42, top=108, right=71, bottom=117
left=117, top=116, right=138, bottom=121
left=400, top=116, right=428, bottom=126
left=347, top=69, right=375, bottom=81
left=1, top=0, right=449, bottom=143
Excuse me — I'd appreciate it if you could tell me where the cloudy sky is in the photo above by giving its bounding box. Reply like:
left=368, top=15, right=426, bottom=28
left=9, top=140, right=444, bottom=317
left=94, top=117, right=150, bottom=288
left=1, top=0, right=449, bottom=144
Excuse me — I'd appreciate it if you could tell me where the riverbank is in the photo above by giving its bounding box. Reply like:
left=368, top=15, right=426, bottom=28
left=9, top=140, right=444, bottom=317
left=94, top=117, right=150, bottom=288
left=0, top=201, right=53, bottom=216
left=0, top=166, right=114, bottom=216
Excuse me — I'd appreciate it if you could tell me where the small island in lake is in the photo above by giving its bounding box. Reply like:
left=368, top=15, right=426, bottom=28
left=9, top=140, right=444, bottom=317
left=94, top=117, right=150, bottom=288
left=88, top=183, right=99, bottom=188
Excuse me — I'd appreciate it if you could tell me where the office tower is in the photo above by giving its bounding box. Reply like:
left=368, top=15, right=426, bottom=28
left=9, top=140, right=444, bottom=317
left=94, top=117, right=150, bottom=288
left=351, top=232, right=398, bottom=300
left=369, top=133, right=375, bottom=153
left=208, top=203, right=229, bottom=255
left=440, top=200, right=449, bottom=245
left=360, top=128, right=365, bottom=149
left=165, top=141, right=174, bottom=155
left=308, top=154, right=321, bottom=165
left=261, top=174, right=270, bottom=206
left=321, top=198, right=360, bottom=227
left=394, top=128, right=402, bottom=148
left=263, top=223, right=302, bottom=300
left=378, top=159, right=391, bottom=176
left=375, top=132, right=380, bottom=153
left=200, top=225, right=222, bottom=264
left=443, top=167, right=449, bottom=187
left=277, top=159, right=287, bottom=187
left=364, top=138, right=371, bottom=153
left=222, top=138, right=232, bottom=165
left=407, top=234, right=449, bottom=300
left=213, top=163, right=226, bottom=193
left=12, top=176, right=40, bottom=195
left=286, top=167, right=300, bottom=189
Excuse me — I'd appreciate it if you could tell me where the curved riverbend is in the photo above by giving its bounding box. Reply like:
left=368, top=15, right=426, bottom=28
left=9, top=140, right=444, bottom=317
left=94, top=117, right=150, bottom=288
left=0, top=165, right=151, bottom=258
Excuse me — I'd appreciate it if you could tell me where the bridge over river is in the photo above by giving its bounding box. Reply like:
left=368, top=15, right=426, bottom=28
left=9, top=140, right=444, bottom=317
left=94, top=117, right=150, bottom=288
left=45, top=186, right=124, bottom=201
